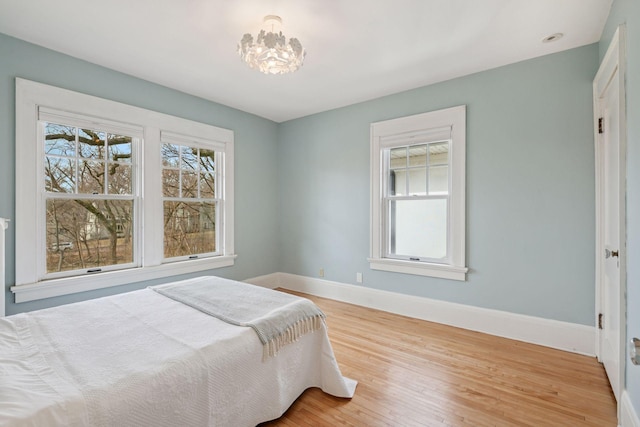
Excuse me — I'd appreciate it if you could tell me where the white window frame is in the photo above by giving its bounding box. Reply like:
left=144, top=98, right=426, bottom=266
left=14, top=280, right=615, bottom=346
left=369, top=105, right=467, bottom=280
left=13, top=78, right=235, bottom=302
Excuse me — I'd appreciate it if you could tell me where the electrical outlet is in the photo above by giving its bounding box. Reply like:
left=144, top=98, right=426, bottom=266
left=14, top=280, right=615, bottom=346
left=319, top=268, right=324, bottom=278
left=356, top=272, right=363, bottom=283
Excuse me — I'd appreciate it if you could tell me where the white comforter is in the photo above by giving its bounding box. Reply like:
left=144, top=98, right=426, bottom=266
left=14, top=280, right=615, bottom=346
left=0, top=286, right=356, bottom=426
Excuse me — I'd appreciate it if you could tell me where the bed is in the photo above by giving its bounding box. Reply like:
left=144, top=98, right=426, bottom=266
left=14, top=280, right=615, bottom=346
left=0, top=276, right=356, bottom=426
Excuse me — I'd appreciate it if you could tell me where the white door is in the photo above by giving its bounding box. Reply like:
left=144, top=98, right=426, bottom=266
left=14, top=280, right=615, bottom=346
left=594, top=26, right=626, bottom=405
left=600, top=69, right=621, bottom=399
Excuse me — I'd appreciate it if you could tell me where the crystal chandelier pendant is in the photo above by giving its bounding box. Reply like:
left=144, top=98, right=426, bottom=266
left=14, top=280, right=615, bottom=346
left=238, top=15, right=306, bottom=75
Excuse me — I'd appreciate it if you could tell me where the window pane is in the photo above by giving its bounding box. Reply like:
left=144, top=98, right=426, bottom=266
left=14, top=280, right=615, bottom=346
left=389, top=199, right=447, bottom=259
left=429, top=142, right=449, bottom=165
left=200, top=173, right=215, bottom=198
left=162, top=169, right=180, bottom=197
left=390, top=147, right=407, bottom=169
left=390, top=170, right=406, bottom=196
left=78, top=160, right=105, bottom=194
left=45, top=124, right=76, bottom=156
left=108, top=134, right=132, bottom=163
left=408, top=168, right=427, bottom=195
left=408, top=144, right=427, bottom=167
left=162, top=143, right=180, bottom=168
left=78, top=129, right=106, bottom=159
left=182, top=171, right=198, bottom=198
left=108, top=163, right=132, bottom=195
left=46, top=198, right=133, bottom=273
left=429, top=165, right=448, bottom=195
left=163, top=201, right=216, bottom=258
left=45, top=157, right=75, bottom=193
left=200, top=149, right=215, bottom=174
left=181, top=146, right=198, bottom=171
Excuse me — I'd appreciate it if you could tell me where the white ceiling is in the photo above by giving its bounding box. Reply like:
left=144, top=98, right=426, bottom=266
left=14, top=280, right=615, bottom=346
left=0, top=0, right=612, bottom=123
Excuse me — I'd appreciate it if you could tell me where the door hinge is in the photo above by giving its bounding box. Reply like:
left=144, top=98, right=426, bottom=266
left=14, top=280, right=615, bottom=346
left=598, top=117, right=604, bottom=134
left=598, top=313, right=604, bottom=330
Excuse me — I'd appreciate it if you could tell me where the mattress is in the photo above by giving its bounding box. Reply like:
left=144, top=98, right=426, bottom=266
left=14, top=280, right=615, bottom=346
left=0, top=279, right=356, bottom=426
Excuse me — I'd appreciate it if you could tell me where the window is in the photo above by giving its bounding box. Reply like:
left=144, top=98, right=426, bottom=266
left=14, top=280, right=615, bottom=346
left=41, top=111, right=140, bottom=279
left=369, top=106, right=467, bottom=280
left=161, top=134, right=223, bottom=260
left=14, top=79, right=235, bottom=302
left=387, top=142, right=449, bottom=261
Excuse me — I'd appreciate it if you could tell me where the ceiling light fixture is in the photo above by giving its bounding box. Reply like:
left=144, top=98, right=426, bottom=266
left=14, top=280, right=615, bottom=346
left=238, top=15, right=306, bottom=75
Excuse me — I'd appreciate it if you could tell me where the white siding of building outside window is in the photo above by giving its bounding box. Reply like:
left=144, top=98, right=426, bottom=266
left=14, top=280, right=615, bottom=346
left=369, top=105, right=467, bottom=281
left=13, top=79, right=235, bottom=302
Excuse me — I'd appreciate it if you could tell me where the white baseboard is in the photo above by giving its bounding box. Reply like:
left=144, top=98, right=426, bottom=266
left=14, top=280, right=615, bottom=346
left=246, top=272, right=596, bottom=356
left=622, top=390, right=640, bottom=427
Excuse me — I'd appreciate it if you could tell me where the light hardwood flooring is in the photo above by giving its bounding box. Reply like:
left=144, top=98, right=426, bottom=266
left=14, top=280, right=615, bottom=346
left=261, top=291, right=617, bottom=426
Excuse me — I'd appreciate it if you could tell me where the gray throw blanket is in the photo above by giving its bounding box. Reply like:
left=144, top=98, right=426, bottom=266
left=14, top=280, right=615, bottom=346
left=150, top=276, right=325, bottom=359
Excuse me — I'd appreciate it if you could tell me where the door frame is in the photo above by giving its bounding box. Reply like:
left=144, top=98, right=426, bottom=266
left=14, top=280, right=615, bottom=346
left=593, top=24, right=627, bottom=408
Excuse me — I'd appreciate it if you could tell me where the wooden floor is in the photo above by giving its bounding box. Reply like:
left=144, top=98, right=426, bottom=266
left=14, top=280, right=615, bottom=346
left=261, top=291, right=617, bottom=427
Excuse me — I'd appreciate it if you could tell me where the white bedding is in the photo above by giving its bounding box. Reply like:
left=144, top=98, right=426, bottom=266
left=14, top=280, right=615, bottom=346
left=0, top=282, right=356, bottom=426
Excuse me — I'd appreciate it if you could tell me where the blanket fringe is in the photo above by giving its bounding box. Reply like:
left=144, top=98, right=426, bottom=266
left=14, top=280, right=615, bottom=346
left=262, top=315, right=324, bottom=361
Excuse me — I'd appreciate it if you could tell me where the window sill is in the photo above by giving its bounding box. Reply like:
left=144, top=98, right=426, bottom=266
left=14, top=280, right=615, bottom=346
left=11, top=255, right=237, bottom=303
left=368, top=257, right=467, bottom=281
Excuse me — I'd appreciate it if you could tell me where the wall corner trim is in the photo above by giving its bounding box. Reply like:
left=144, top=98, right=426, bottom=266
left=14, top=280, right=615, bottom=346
left=245, top=272, right=596, bottom=356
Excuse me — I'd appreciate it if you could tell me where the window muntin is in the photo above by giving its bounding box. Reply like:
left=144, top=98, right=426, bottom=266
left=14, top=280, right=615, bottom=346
left=369, top=105, right=466, bottom=280
left=43, top=120, right=138, bottom=278
left=161, top=142, right=221, bottom=260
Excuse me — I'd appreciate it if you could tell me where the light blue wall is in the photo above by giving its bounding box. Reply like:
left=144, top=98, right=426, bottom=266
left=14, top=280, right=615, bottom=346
left=601, top=0, right=640, bottom=415
left=278, top=44, right=599, bottom=326
left=0, top=33, right=280, bottom=315
left=1, top=33, right=603, bottom=329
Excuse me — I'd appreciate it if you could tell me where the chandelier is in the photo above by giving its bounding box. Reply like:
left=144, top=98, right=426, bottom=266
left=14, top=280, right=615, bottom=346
left=238, top=15, right=306, bottom=75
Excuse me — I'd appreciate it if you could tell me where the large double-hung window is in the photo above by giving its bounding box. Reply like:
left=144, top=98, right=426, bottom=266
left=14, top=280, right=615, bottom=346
left=386, top=140, right=449, bottom=261
left=14, top=79, right=235, bottom=302
left=161, top=134, right=223, bottom=260
left=41, top=109, right=141, bottom=278
left=369, top=106, right=467, bottom=280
